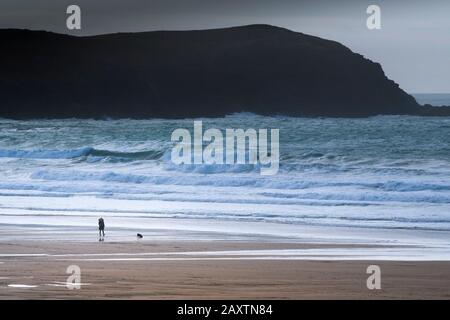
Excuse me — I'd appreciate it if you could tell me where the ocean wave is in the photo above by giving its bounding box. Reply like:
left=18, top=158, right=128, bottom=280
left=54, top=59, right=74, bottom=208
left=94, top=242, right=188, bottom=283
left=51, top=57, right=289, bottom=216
left=0, top=147, right=165, bottom=161
left=5, top=178, right=450, bottom=205
left=164, top=162, right=262, bottom=174
left=29, top=169, right=450, bottom=196
left=0, top=147, right=94, bottom=159
left=90, top=148, right=164, bottom=160
left=0, top=146, right=447, bottom=178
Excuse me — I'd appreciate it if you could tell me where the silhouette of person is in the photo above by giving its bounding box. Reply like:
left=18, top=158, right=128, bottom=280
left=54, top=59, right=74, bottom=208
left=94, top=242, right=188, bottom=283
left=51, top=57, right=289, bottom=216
left=98, top=217, right=105, bottom=240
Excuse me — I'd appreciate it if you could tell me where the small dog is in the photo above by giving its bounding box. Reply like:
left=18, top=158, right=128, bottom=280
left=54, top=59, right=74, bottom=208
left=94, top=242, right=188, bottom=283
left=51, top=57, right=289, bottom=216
left=137, top=233, right=143, bottom=239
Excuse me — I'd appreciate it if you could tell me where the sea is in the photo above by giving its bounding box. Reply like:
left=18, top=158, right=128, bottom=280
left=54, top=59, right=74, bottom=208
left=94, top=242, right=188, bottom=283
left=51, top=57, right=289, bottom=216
left=0, top=94, right=449, bottom=259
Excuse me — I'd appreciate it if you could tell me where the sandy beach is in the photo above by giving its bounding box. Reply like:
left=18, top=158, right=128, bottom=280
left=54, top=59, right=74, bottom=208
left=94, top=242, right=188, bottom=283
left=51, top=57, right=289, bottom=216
left=1, top=116, right=450, bottom=299
left=1, top=240, right=449, bottom=299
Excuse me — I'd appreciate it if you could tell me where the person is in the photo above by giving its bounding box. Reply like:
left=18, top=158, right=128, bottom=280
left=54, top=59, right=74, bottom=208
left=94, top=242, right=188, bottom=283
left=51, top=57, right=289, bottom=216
left=98, top=217, right=105, bottom=240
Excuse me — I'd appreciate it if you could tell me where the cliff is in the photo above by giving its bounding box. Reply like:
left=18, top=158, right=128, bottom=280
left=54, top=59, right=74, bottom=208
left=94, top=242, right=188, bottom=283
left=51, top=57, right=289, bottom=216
left=1, top=24, right=449, bottom=118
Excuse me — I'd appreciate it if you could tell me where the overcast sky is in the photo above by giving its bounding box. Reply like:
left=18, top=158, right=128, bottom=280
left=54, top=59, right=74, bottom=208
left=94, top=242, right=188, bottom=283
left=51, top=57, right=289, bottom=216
left=1, top=0, right=449, bottom=93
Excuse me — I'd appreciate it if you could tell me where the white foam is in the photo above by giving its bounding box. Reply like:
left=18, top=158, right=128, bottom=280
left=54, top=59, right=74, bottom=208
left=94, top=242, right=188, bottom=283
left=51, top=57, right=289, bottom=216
left=45, top=282, right=91, bottom=287
left=8, top=284, right=38, bottom=288
left=59, top=247, right=450, bottom=262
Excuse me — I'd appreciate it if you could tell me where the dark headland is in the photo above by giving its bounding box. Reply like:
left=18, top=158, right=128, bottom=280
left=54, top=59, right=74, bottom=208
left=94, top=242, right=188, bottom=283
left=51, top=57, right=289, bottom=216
left=1, top=24, right=449, bottom=119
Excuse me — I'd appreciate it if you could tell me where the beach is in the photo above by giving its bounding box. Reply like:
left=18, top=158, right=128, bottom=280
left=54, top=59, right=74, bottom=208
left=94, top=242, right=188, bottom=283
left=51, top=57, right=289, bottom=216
left=1, top=115, right=450, bottom=299
left=1, top=239, right=450, bottom=299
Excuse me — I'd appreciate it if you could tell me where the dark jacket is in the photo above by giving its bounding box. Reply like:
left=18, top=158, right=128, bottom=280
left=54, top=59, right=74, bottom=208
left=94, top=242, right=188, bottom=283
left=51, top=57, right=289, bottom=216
left=98, top=218, right=105, bottom=229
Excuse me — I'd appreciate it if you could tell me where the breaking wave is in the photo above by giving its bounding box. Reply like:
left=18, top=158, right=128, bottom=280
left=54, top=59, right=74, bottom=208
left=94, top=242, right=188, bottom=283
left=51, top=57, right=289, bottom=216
left=0, top=147, right=164, bottom=161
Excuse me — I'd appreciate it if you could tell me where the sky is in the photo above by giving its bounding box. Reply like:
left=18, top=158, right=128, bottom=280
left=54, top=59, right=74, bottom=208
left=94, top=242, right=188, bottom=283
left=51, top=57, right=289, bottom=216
left=1, top=0, right=449, bottom=93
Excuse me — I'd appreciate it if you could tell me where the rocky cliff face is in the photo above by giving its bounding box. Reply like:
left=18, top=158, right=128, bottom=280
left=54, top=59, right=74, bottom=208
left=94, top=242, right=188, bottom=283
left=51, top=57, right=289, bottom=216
left=0, top=24, right=448, bottom=118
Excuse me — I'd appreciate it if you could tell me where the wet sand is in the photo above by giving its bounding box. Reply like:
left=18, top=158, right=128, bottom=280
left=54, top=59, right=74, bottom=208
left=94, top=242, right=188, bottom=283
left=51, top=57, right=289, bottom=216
left=0, top=240, right=449, bottom=299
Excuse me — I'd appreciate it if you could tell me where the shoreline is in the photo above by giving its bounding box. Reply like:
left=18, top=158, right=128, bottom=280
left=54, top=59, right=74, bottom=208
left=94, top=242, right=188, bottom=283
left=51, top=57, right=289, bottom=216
left=1, top=239, right=450, bottom=299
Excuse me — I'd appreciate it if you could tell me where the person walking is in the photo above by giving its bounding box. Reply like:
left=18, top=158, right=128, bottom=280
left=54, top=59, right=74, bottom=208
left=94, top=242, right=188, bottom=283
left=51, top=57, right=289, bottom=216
left=98, top=217, right=105, bottom=241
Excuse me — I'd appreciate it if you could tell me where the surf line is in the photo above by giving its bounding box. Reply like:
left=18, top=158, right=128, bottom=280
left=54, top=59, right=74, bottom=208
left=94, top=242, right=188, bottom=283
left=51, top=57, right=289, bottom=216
left=170, top=120, right=279, bottom=175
